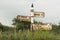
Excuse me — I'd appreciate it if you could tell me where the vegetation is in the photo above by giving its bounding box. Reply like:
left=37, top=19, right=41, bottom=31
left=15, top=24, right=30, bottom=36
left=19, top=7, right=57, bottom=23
left=12, top=17, right=31, bottom=31
left=52, top=24, right=60, bottom=34
left=0, top=16, right=60, bottom=40
left=0, top=22, right=60, bottom=40
left=0, top=30, right=60, bottom=40
left=34, top=20, right=44, bottom=25
left=0, top=22, right=14, bottom=32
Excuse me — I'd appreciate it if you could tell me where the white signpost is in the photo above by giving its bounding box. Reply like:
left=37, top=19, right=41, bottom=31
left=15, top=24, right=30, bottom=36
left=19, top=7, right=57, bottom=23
left=30, top=4, right=45, bottom=31
left=34, top=12, right=45, bottom=17
left=30, top=4, right=45, bottom=23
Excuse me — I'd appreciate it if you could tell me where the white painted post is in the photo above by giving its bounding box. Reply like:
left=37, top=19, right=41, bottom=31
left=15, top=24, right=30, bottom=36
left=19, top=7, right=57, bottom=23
left=30, top=4, right=34, bottom=23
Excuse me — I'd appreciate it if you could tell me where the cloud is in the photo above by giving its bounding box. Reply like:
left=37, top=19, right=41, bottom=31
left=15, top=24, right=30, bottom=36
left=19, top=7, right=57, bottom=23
left=0, top=0, right=60, bottom=26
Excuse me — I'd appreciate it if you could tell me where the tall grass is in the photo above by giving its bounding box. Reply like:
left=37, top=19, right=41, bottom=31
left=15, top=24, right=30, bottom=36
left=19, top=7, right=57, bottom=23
left=0, top=30, right=60, bottom=40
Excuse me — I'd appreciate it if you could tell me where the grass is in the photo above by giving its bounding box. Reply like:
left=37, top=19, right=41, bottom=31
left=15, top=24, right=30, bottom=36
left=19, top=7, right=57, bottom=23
left=0, top=30, right=60, bottom=40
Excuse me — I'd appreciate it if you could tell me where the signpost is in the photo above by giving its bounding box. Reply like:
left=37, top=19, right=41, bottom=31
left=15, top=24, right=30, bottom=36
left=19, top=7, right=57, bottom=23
left=34, top=12, right=45, bottom=17
left=30, top=3, right=45, bottom=31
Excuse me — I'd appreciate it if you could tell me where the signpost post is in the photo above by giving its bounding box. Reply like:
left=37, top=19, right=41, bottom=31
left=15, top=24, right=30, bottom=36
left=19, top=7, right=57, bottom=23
left=30, top=4, right=45, bottom=31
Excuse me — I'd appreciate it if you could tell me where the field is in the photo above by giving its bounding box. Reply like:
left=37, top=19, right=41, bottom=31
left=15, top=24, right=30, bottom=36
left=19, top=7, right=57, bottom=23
left=0, top=30, right=60, bottom=40
left=0, top=23, right=60, bottom=40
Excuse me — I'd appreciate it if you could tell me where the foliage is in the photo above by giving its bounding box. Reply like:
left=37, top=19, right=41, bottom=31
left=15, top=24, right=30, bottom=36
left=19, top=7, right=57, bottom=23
left=12, top=17, right=31, bottom=31
left=0, top=22, right=14, bottom=32
left=0, top=16, right=60, bottom=40
left=0, top=22, right=60, bottom=40
left=52, top=24, right=60, bottom=34
left=34, top=21, right=45, bottom=25
left=0, top=30, right=60, bottom=40
left=0, top=23, right=3, bottom=31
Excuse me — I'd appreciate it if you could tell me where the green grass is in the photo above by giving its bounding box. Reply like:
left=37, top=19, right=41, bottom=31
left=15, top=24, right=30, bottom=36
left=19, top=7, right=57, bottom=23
left=0, top=30, right=60, bottom=40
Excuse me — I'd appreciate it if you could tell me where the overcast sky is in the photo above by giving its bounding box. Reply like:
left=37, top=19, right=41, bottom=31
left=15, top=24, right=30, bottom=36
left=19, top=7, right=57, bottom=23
left=0, top=0, right=60, bottom=26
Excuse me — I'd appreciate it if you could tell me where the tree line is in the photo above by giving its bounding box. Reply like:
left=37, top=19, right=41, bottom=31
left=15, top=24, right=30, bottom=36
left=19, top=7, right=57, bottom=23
left=0, top=16, right=60, bottom=32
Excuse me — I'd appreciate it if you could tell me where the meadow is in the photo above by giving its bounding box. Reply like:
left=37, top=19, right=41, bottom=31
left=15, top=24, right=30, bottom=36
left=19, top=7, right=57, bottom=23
left=0, top=30, right=60, bottom=40
left=0, top=22, right=60, bottom=40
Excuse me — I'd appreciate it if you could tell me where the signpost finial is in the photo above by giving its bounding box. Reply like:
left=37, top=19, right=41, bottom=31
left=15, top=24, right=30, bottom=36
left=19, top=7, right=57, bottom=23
left=31, top=3, right=34, bottom=7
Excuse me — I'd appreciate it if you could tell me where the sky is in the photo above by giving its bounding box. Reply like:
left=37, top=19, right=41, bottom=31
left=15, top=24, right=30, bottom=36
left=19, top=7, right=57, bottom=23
left=0, top=0, right=60, bottom=26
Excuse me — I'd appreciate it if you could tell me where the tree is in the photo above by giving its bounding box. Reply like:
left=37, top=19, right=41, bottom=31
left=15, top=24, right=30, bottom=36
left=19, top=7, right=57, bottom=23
left=0, top=22, right=3, bottom=31
left=52, top=23, right=60, bottom=34
left=12, top=17, right=31, bottom=31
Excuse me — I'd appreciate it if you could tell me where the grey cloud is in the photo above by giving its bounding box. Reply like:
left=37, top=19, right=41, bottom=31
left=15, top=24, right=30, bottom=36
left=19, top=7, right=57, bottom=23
left=0, top=0, right=60, bottom=26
